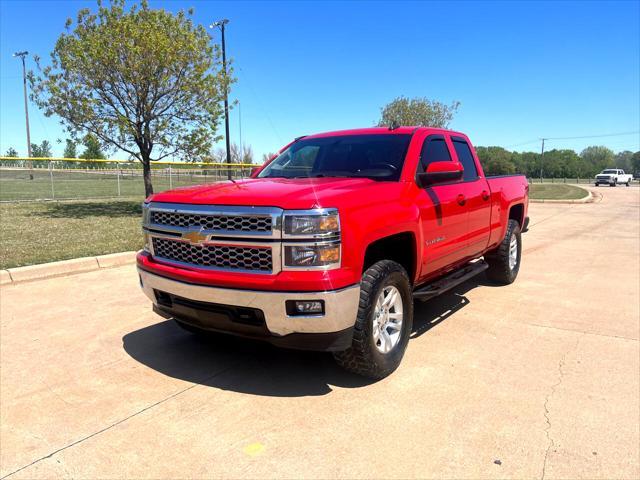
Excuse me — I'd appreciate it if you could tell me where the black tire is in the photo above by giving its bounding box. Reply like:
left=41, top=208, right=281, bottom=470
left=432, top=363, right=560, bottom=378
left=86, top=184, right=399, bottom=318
left=485, top=219, right=522, bottom=285
left=595, top=183, right=599, bottom=187
left=627, top=181, right=631, bottom=187
left=333, top=260, right=413, bottom=379
left=610, top=181, right=616, bottom=187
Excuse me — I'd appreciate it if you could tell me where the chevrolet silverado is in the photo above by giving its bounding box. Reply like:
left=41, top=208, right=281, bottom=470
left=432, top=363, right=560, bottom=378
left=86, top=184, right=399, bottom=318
left=138, top=127, right=529, bottom=378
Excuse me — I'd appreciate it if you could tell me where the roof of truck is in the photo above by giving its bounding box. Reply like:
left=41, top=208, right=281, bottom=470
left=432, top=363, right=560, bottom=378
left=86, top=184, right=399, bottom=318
left=303, top=126, right=467, bottom=139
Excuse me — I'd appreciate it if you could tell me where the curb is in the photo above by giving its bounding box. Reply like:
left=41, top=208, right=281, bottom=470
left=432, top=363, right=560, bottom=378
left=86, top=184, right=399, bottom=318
left=0, top=251, right=137, bottom=286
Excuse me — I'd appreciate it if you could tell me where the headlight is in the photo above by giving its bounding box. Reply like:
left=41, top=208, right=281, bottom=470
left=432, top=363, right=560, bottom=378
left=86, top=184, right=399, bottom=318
left=142, top=203, right=151, bottom=223
left=283, top=209, right=340, bottom=237
left=283, top=243, right=341, bottom=269
left=143, top=231, right=151, bottom=252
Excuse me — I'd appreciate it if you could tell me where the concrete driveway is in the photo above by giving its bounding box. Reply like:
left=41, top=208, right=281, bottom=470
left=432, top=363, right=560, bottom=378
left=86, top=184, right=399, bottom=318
left=1, top=186, right=638, bottom=479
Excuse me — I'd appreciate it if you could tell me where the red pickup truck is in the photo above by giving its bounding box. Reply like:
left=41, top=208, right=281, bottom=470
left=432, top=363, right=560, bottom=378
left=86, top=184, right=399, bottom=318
left=137, top=127, right=529, bottom=378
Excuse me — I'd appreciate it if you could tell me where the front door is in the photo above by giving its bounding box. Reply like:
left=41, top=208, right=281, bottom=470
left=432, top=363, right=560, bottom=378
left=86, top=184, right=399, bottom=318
left=414, top=134, right=469, bottom=281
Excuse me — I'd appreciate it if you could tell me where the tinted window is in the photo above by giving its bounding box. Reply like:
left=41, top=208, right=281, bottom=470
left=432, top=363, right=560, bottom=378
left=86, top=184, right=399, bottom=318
left=418, top=136, right=451, bottom=171
left=452, top=138, right=479, bottom=181
left=258, top=134, right=411, bottom=181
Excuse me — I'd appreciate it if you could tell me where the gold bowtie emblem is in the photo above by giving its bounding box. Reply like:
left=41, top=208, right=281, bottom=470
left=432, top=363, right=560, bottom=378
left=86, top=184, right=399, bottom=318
left=182, top=230, right=208, bottom=245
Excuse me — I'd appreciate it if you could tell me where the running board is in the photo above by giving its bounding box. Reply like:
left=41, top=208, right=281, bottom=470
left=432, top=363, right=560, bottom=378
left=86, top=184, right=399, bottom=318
left=412, top=260, right=488, bottom=301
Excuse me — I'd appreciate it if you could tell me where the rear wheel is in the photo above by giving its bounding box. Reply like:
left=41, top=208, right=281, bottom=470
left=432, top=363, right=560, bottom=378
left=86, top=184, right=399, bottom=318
left=485, top=219, right=522, bottom=285
left=595, top=182, right=599, bottom=187
left=333, top=260, right=413, bottom=379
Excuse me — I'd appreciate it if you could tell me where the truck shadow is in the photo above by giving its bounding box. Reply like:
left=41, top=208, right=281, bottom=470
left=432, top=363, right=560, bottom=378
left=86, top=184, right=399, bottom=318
left=39, top=200, right=141, bottom=219
left=122, top=275, right=490, bottom=397
left=411, top=275, right=492, bottom=339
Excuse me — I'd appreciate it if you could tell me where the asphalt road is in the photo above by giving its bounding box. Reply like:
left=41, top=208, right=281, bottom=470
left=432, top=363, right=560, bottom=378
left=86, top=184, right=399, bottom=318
left=1, top=186, right=638, bottom=479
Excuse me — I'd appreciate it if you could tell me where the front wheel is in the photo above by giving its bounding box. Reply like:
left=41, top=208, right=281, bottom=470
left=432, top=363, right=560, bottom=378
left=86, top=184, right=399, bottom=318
left=595, top=183, right=599, bottom=187
left=485, top=219, right=522, bottom=285
left=627, top=180, right=631, bottom=187
left=333, top=260, right=413, bottom=379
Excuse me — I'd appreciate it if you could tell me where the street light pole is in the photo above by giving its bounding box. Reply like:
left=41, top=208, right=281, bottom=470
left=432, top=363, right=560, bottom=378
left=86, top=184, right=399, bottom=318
left=13, top=51, right=32, bottom=159
left=238, top=100, right=242, bottom=163
left=210, top=19, right=231, bottom=180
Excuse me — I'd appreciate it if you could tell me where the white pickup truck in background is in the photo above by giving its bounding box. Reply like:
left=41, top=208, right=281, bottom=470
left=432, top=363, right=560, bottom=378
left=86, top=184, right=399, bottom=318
left=595, top=169, right=633, bottom=187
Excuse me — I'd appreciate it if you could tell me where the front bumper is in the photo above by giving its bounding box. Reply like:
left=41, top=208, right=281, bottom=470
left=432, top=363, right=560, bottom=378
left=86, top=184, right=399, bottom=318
left=138, top=268, right=361, bottom=351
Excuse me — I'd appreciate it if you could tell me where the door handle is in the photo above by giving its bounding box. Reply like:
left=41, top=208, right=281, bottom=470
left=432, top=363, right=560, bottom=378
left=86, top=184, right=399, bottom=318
left=457, top=194, right=466, bottom=206
left=482, top=190, right=490, bottom=201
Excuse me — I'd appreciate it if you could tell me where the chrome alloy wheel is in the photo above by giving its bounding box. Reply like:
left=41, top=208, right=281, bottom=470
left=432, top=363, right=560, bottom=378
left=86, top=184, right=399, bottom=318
left=509, top=234, right=518, bottom=270
left=373, top=285, right=403, bottom=354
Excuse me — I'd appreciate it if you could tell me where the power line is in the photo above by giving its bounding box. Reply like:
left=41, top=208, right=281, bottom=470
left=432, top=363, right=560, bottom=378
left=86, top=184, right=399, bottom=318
left=506, top=130, right=639, bottom=150
left=544, top=130, right=639, bottom=141
left=505, top=138, right=540, bottom=148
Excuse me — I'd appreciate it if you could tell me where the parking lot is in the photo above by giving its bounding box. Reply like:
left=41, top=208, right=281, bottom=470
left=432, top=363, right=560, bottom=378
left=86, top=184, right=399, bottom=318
left=1, top=186, right=638, bottom=479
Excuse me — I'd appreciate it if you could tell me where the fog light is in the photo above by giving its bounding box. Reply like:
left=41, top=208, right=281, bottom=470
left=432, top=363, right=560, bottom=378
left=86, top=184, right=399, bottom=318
left=286, top=300, right=325, bottom=316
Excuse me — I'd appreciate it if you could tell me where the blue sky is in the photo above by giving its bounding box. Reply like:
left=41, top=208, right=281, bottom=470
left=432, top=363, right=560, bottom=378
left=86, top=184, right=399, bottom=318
left=1, top=0, right=639, bottom=161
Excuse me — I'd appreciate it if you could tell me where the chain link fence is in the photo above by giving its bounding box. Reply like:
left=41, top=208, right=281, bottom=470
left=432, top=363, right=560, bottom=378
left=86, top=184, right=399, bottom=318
left=0, top=157, right=255, bottom=202
left=3, top=157, right=627, bottom=202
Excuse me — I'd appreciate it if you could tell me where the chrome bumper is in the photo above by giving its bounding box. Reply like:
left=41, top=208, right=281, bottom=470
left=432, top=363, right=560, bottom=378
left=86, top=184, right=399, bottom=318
left=138, top=268, right=361, bottom=336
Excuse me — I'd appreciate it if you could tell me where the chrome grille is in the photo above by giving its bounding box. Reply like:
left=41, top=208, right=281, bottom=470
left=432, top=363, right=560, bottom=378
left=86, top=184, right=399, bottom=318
left=150, top=211, right=272, bottom=232
left=152, top=238, right=273, bottom=272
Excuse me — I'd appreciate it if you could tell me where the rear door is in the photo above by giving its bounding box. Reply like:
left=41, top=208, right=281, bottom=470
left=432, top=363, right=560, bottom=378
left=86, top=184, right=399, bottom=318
left=414, top=134, right=469, bottom=279
left=450, top=136, right=492, bottom=257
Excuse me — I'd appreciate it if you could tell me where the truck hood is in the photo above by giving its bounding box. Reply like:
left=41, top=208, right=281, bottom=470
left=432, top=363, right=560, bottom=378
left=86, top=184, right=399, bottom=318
left=147, top=177, right=404, bottom=210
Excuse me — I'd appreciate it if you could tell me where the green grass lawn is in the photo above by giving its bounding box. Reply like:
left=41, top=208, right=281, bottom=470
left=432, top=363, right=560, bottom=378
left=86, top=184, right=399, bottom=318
left=0, top=198, right=144, bottom=269
left=0, top=169, right=224, bottom=201
left=0, top=182, right=590, bottom=269
left=529, top=183, right=589, bottom=200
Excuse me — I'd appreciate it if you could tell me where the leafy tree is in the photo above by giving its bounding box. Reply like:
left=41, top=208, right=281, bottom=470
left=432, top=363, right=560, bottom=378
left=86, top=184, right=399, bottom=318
left=30, top=140, right=52, bottom=158
left=79, top=134, right=106, bottom=160
left=540, top=149, right=581, bottom=178
left=580, top=146, right=615, bottom=177
left=614, top=150, right=633, bottom=172
left=378, top=96, right=460, bottom=128
left=4, top=147, right=18, bottom=157
left=631, top=151, right=640, bottom=176
left=475, top=146, right=515, bottom=175
left=30, top=0, right=230, bottom=196
left=63, top=139, right=77, bottom=158
left=512, top=151, right=539, bottom=178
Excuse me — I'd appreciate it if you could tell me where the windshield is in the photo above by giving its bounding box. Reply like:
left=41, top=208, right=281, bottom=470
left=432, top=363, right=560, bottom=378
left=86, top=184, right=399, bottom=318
left=258, top=134, right=412, bottom=181
left=601, top=170, right=617, bottom=174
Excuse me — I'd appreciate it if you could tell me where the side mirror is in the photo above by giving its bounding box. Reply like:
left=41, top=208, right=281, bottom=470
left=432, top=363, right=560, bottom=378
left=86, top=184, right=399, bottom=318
left=417, top=161, right=463, bottom=187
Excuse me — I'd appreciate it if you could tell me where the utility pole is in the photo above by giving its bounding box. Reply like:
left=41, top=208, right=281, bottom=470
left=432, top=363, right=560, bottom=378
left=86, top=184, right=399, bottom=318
left=539, top=138, right=546, bottom=182
left=13, top=51, right=32, bottom=160
left=210, top=19, right=231, bottom=180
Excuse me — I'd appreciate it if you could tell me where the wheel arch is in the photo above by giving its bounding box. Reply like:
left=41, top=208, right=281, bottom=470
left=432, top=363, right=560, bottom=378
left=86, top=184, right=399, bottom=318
left=508, top=203, right=525, bottom=227
left=362, top=232, right=417, bottom=284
